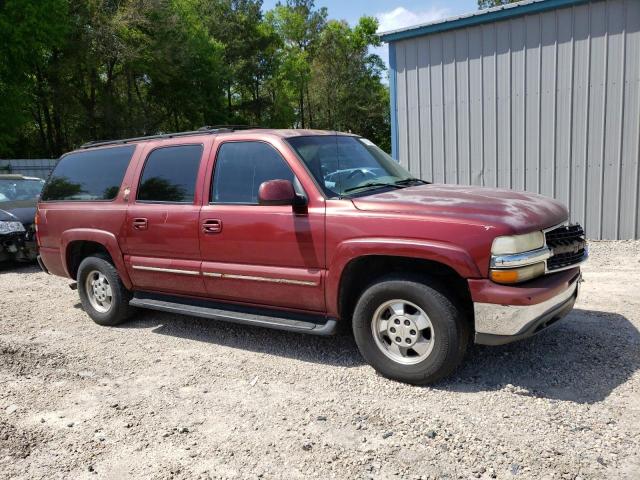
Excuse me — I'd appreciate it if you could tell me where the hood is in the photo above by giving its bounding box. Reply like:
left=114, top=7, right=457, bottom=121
left=0, top=199, right=37, bottom=227
left=351, top=184, right=568, bottom=234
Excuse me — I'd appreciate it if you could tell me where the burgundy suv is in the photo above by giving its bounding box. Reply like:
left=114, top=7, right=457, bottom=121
left=36, top=128, right=587, bottom=384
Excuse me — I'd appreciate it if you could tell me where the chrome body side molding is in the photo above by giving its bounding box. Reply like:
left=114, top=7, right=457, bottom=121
left=132, top=265, right=200, bottom=276
left=203, top=271, right=317, bottom=286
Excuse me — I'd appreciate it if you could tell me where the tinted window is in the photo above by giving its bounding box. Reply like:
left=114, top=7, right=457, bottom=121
left=212, top=142, right=294, bottom=204
left=41, top=146, right=134, bottom=201
left=137, top=145, right=203, bottom=203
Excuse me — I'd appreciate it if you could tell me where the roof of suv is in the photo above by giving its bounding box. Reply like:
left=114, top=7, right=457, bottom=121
left=78, top=127, right=355, bottom=151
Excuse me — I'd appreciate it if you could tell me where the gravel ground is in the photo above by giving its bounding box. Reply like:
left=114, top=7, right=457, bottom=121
left=1, top=241, right=639, bottom=480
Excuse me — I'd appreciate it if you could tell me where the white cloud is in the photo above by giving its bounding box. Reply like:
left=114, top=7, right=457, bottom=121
left=376, top=6, right=450, bottom=34
left=372, top=6, right=451, bottom=81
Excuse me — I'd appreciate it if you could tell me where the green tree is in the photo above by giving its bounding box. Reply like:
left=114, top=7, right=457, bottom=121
left=198, top=0, right=283, bottom=125
left=478, top=0, right=518, bottom=9
left=141, top=0, right=226, bottom=131
left=0, top=0, right=69, bottom=156
left=266, top=0, right=327, bottom=128
left=308, top=16, right=390, bottom=151
left=0, top=0, right=393, bottom=157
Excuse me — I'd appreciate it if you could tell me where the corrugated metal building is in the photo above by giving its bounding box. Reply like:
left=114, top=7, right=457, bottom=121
left=381, top=0, right=640, bottom=239
left=0, top=159, right=57, bottom=180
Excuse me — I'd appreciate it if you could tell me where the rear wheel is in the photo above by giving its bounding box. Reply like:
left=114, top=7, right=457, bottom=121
left=352, top=275, right=469, bottom=385
left=77, top=255, right=134, bottom=326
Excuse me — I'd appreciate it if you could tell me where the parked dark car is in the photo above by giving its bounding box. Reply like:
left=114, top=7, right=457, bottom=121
left=0, top=174, right=45, bottom=262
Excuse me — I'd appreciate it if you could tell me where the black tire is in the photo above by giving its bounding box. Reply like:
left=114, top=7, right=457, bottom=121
left=352, top=274, right=470, bottom=385
left=77, top=254, right=135, bottom=326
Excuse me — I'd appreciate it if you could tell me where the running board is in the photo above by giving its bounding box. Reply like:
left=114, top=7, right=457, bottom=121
left=130, top=292, right=337, bottom=336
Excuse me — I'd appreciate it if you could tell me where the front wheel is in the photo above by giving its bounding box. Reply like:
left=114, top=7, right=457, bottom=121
left=352, top=275, right=469, bottom=385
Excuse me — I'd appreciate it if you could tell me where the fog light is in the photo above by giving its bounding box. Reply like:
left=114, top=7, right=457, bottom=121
left=490, top=262, right=545, bottom=284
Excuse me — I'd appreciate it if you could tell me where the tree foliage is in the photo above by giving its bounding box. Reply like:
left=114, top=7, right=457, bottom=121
left=308, top=16, right=390, bottom=152
left=478, top=0, right=519, bottom=9
left=0, top=0, right=390, bottom=157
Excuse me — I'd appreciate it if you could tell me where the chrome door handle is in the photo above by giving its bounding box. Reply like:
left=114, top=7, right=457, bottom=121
left=132, top=218, right=148, bottom=230
left=202, top=219, right=222, bottom=234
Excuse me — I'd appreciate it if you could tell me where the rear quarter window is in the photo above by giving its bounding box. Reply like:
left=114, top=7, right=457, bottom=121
left=41, top=145, right=135, bottom=201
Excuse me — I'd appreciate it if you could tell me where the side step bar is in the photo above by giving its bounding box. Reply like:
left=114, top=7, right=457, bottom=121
left=129, top=292, right=338, bottom=336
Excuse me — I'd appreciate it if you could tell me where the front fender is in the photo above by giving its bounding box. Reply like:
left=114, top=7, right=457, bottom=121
left=60, top=229, right=132, bottom=289
left=326, top=237, right=482, bottom=318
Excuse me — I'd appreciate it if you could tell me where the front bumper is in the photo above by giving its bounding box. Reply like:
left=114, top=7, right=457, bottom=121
left=0, top=232, right=37, bottom=262
left=472, top=269, right=580, bottom=345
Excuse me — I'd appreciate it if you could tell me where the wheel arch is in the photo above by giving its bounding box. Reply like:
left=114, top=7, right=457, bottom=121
left=60, top=229, right=132, bottom=289
left=336, top=255, right=473, bottom=325
left=327, top=238, right=480, bottom=321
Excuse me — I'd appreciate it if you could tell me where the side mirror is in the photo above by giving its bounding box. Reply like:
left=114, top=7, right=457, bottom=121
left=258, top=179, right=306, bottom=207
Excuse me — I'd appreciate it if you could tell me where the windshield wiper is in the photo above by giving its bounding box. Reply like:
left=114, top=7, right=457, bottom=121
left=343, top=182, right=405, bottom=194
left=394, top=178, right=429, bottom=186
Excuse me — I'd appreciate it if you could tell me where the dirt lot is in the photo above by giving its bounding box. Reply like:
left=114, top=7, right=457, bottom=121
left=1, top=241, right=639, bottom=480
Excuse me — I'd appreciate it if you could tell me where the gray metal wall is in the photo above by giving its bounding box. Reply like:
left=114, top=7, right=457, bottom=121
left=0, top=159, right=57, bottom=180
left=392, top=0, right=640, bottom=239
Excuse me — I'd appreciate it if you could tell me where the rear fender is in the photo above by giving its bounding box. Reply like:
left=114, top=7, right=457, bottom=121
left=326, top=237, right=482, bottom=317
left=60, top=229, right=132, bottom=289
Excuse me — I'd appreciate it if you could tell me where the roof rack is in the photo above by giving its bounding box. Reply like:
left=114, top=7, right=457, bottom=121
left=199, top=125, right=266, bottom=131
left=79, top=125, right=266, bottom=149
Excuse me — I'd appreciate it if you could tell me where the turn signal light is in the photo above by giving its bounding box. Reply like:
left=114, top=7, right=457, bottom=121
left=490, top=269, right=519, bottom=283
left=490, top=262, right=545, bottom=284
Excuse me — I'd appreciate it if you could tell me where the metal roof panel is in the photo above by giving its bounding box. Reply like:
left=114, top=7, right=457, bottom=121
left=379, top=0, right=589, bottom=42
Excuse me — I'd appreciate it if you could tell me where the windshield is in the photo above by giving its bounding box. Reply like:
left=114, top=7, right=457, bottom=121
left=0, top=178, right=46, bottom=203
left=286, top=136, right=422, bottom=197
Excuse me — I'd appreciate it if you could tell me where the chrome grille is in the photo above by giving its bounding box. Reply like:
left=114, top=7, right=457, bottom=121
left=545, top=224, right=586, bottom=271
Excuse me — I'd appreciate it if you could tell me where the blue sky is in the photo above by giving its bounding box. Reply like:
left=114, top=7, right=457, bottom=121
left=261, top=1, right=479, bottom=29
left=261, top=0, right=479, bottom=69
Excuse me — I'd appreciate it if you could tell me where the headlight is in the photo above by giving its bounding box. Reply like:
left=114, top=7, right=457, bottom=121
left=0, top=221, right=26, bottom=234
left=491, top=231, right=544, bottom=255
left=490, top=230, right=548, bottom=284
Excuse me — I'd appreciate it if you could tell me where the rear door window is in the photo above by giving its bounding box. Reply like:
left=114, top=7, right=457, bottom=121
left=41, top=145, right=135, bottom=201
left=137, top=145, right=203, bottom=203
